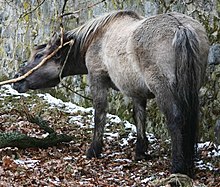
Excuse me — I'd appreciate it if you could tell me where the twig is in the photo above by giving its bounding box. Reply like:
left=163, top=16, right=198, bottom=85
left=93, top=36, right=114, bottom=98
left=60, top=25, right=65, bottom=47
left=61, top=0, right=69, bottom=16
left=59, top=40, right=74, bottom=81
left=19, top=0, right=46, bottom=19
left=61, top=82, right=93, bottom=101
left=60, top=0, right=107, bottom=18
left=0, top=40, right=73, bottom=87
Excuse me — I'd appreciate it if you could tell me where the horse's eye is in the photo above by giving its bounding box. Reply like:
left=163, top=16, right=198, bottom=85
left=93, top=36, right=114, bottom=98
left=21, top=60, right=27, bottom=67
left=35, top=53, right=43, bottom=59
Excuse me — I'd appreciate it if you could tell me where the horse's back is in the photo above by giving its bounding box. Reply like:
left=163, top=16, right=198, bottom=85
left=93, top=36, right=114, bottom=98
left=86, top=11, right=209, bottom=98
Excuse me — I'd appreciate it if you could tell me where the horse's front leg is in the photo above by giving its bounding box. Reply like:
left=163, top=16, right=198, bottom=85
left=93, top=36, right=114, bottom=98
left=87, top=76, right=108, bottom=159
left=132, top=98, right=149, bottom=160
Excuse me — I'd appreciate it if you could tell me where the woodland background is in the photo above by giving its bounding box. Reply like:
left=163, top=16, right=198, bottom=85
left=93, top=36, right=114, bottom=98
left=0, top=0, right=219, bottom=142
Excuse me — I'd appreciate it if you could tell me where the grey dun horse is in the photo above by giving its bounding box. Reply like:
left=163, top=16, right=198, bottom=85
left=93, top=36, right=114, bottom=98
left=13, top=10, right=210, bottom=176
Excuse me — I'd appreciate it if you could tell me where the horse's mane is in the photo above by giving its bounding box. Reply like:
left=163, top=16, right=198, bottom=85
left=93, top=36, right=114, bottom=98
left=66, top=10, right=141, bottom=52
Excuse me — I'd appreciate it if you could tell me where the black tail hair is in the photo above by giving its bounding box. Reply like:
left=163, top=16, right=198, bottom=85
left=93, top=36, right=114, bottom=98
left=172, top=25, right=200, bottom=173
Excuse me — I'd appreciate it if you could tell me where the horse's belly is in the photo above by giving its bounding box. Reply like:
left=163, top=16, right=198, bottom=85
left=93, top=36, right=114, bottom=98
left=109, top=71, right=152, bottom=98
left=103, top=52, right=152, bottom=98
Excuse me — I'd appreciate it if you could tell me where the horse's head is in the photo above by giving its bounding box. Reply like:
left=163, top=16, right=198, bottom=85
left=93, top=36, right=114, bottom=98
left=13, top=33, right=71, bottom=93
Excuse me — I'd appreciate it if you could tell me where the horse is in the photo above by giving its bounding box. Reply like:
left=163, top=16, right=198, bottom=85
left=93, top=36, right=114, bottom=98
left=13, top=10, right=210, bottom=177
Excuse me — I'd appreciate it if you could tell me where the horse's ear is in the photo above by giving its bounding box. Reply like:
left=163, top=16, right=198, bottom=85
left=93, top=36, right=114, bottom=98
left=47, top=32, right=59, bottom=47
left=34, top=44, right=47, bottom=50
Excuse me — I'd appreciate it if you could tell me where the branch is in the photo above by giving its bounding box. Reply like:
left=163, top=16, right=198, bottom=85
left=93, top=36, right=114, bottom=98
left=60, top=0, right=107, bottom=18
left=0, top=40, right=74, bottom=87
left=61, top=0, right=69, bottom=16
left=61, top=82, right=93, bottom=101
left=0, top=132, right=74, bottom=149
left=59, top=35, right=74, bottom=81
left=19, top=0, right=46, bottom=19
left=24, top=112, right=55, bottom=134
left=0, top=105, right=74, bottom=149
left=13, top=102, right=55, bottom=134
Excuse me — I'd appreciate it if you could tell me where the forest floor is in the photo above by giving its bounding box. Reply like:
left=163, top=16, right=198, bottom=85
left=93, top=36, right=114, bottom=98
left=0, top=85, right=219, bottom=187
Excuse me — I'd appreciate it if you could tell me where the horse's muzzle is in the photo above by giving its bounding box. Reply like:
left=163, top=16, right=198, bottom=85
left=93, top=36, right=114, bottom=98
left=13, top=79, right=29, bottom=93
left=12, top=71, right=28, bottom=93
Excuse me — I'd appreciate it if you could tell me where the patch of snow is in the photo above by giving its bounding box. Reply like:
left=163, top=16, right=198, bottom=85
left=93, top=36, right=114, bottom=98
left=158, top=172, right=166, bottom=176
left=208, top=148, right=220, bottom=157
left=63, top=156, right=73, bottom=161
left=141, top=176, right=155, bottom=183
left=79, top=179, right=93, bottom=185
left=114, top=158, right=132, bottom=163
left=146, top=133, right=157, bottom=143
left=68, top=115, right=94, bottom=128
left=198, top=141, right=220, bottom=157
left=120, top=138, right=129, bottom=146
left=105, top=132, right=119, bottom=138
left=196, top=160, right=216, bottom=171
left=197, top=141, right=211, bottom=149
left=14, top=159, right=39, bottom=168
left=107, top=114, right=122, bottom=123
left=107, top=152, right=123, bottom=157
left=81, top=155, right=86, bottom=159
left=1, top=85, right=30, bottom=97
left=41, top=133, right=49, bottom=138
left=38, top=93, right=64, bottom=107
left=48, top=177, right=61, bottom=185
left=120, top=132, right=136, bottom=146
left=124, top=120, right=136, bottom=132
left=37, top=93, right=93, bottom=114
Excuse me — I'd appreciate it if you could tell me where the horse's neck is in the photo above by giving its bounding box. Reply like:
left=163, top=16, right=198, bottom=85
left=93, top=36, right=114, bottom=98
left=73, top=58, right=88, bottom=75
left=63, top=55, right=88, bottom=76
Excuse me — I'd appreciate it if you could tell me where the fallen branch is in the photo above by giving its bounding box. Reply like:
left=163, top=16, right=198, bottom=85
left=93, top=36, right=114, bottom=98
left=0, top=39, right=74, bottom=87
left=24, top=114, right=55, bottom=134
left=0, top=106, right=74, bottom=149
left=0, top=132, right=73, bottom=149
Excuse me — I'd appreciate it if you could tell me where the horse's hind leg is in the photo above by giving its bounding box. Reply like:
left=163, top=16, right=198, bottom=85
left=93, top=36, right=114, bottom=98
left=86, top=75, right=108, bottom=159
left=132, top=98, right=149, bottom=160
left=155, top=91, right=195, bottom=176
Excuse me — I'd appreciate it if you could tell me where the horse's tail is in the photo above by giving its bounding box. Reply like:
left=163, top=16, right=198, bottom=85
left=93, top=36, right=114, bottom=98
left=172, top=25, right=200, bottom=171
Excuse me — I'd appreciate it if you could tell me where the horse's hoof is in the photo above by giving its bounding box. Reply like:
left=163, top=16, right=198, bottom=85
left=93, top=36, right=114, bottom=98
left=86, top=148, right=101, bottom=159
left=135, top=153, right=152, bottom=161
left=86, top=142, right=103, bottom=159
left=171, top=166, right=194, bottom=178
